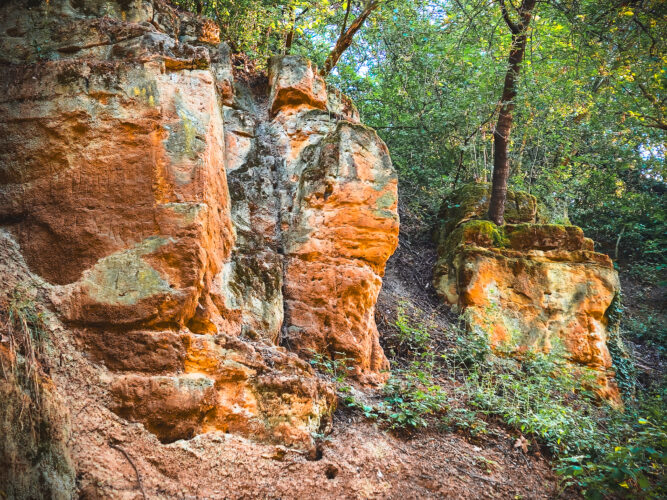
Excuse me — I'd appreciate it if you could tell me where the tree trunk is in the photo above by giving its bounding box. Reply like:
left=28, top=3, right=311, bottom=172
left=488, top=0, right=537, bottom=225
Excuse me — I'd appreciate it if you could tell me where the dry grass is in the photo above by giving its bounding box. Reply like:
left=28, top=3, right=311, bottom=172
left=0, top=284, right=48, bottom=445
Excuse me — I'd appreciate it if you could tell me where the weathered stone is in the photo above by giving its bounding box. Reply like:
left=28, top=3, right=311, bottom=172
left=186, top=334, right=336, bottom=447
left=111, top=31, right=211, bottom=69
left=77, top=329, right=187, bottom=374
left=283, top=122, right=399, bottom=383
left=434, top=184, right=621, bottom=402
left=1, top=59, right=233, bottom=330
left=109, top=333, right=335, bottom=446
left=504, top=223, right=588, bottom=251
left=216, top=57, right=399, bottom=383
left=269, top=56, right=328, bottom=116
left=110, top=373, right=218, bottom=443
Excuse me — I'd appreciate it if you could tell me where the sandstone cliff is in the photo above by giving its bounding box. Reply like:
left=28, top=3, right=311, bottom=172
left=0, top=0, right=398, bottom=493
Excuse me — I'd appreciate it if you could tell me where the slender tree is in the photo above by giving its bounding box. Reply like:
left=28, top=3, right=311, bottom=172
left=487, top=0, right=537, bottom=225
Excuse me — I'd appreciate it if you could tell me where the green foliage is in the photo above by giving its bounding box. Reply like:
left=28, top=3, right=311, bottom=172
left=308, top=349, right=355, bottom=383
left=454, top=335, right=666, bottom=498
left=452, top=321, right=492, bottom=368
left=610, top=290, right=667, bottom=362
left=171, top=0, right=315, bottom=64
left=394, top=300, right=430, bottom=351
left=555, top=391, right=667, bottom=499
left=344, top=302, right=448, bottom=430
left=171, top=0, right=389, bottom=71
left=327, top=0, right=665, bottom=261
left=461, top=351, right=601, bottom=455
left=626, top=262, right=667, bottom=287
left=570, top=175, right=666, bottom=270
left=378, top=360, right=448, bottom=429
left=605, top=293, right=638, bottom=397
left=344, top=358, right=448, bottom=430
left=441, top=407, right=488, bottom=436
left=624, top=310, right=667, bottom=356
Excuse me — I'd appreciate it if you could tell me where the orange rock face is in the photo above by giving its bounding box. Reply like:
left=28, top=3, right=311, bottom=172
left=263, top=57, right=398, bottom=383
left=282, top=123, right=399, bottom=383
left=0, top=0, right=397, bottom=450
left=434, top=185, right=621, bottom=402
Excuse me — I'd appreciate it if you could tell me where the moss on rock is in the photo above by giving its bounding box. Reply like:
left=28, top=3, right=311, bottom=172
left=435, top=183, right=537, bottom=240
left=438, top=219, right=507, bottom=265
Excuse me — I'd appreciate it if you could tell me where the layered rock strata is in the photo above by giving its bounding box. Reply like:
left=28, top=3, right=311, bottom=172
left=0, top=0, right=398, bottom=449
left=434, top=184, right=621, bottom=401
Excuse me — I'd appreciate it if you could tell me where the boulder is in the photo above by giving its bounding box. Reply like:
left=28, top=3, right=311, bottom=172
left=434, top=184, right=621, bottom=402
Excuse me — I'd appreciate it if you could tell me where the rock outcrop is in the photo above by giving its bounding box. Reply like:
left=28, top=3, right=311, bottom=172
left=434, top=184, right=621, bottom=402
left=0, top=0, right=398, bottom=459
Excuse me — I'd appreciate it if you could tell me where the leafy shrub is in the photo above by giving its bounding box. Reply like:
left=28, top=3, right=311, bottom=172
left=626, top=262, right=667, bottom=288
left=461, top=351, right=601, bottom=455
left=571, top=180, right=666, bottom=275
left=454, top=339, right=666, bottom=498
left=441, top=407, right=488, bottom=436
left=343, top=302, right=449, bottom=431
left=605, top=293, right=638, bottom=397
left=452, top=321, right=492, bottom=368
left=393, top=301, right=431, bottom=352
left=344, top=358, right=448, bottom=430
left=308, top=350, right=355, bottom=383
left=623, top=310, right=667, bottom=356
left=556, top=390, right=667, bottom=499
left=377, top=361, right=448, bottom=429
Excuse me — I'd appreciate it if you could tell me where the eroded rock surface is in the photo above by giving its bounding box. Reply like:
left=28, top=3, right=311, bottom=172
left=434, top=184, right=621, bottom=402
left=0, top=0, right=398, bottom=456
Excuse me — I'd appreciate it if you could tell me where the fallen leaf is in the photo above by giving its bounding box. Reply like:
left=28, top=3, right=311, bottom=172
left=514, top=436, right=529, bottom=453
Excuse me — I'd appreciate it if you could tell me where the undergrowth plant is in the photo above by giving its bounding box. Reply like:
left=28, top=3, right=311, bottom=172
left=314, top=298, right=666, bottom=497
left=1, top=284, right=75, bottom=497
left=307, top=349, right=355, bottom=384
left=342, top=303, right=449, bottom=430
left=451, top=323, right=666, bottom=499
left=394, top=301, right=431, bottom=351
left=343, top=358, right=448, bottom=430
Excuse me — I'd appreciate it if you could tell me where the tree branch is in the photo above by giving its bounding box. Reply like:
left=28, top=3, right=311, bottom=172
left=321, top=0, right=381, bottom=76
left=498, top=0, right=520, bottom=34
left=641, top=115, right=667, bottom=131
left=340, top=0, right=353, bottom=38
